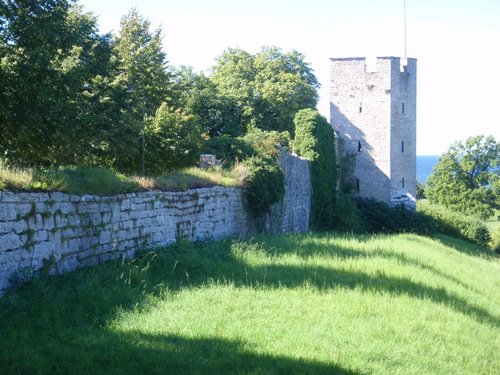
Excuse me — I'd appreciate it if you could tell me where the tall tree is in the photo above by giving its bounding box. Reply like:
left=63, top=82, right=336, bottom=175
left=115, top=7, right=169, bottom=116
left=207, top=46, right=319, bottom=137
left=0, top=0, right=134, bottom=167
left=209, top=48, right=255, bottom=136
left=1, top=0, right=73, bottom=164
left=253, top=47, right=320, bottom=134
left=426, top=135, right=500, bottom=219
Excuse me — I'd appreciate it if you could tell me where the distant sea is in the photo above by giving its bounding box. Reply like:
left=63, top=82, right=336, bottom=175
left=417, top=155, right=440, bottom=183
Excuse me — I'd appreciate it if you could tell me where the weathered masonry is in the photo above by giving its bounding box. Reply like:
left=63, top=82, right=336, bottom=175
left=330, top=57, right=417, bottom=207
left=0, top=152, right=311, bottom=295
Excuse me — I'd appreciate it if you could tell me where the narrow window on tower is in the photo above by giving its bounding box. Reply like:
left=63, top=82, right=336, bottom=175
left=402, top=177, right=405, bottom=189
left=356, top=179, right=360, bottom=192
left=358, top=141, right=362, bottom=152
left=359, top=102, right=363, bottom=113
left=402, top=102, right=405, bottom=114
left=401, top=140, right=404, bottom=152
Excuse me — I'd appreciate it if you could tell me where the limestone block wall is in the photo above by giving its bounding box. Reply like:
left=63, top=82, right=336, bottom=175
left=0, top=153, right=311, bottom=295
left=272, top=150, right=311, bottom=233
left=0, top=188, right=247, bottom=294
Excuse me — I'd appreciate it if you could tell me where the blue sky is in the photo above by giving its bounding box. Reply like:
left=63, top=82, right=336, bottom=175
left=78, top=0, right=500, bottom=155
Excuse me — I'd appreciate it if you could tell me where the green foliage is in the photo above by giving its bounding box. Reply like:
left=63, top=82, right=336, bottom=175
left=426, top=135, right=500, bottom=220
left=241, top=126, right=290, bottom=161
left=170, top=67, right=246, bottom=138
left=337, top=143, right=358, bottom=195
left=207, top=46, right=319, bottom=137
left=202, top=137, right=257, bottom=167
left=146, top=103, right=204, bottom=175
left=0, top=1, right=140, bottom=169
left=0, top=160, right=245, bottom=194
left=331, top=192, right=359, bottom=231
left=1, top=1, right=317, bottom=177
left=0, top=161, right=66, bottom=192
left=490, top=225, right=500, bottom=253
left=355, top=198, right=435, bottom=235
left=241, top=156, right=285, bottom=217
left=417, top=201, right=491, bottom=248
left=202, top=128, right=289, bottom=168
left=292, top=109, right=337, bottom=230
left=115, top=7, right=170, bottom=113
left=252, top=47, right=320, bottom=135
left=416, top=182, right=427, bottom=200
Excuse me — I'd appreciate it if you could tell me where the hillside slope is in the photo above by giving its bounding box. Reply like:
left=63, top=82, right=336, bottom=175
left=1, top=232, right=499, bottom=374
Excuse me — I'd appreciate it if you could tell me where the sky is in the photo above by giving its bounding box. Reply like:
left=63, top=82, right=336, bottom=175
left=78, top=0, right=500, bottom=155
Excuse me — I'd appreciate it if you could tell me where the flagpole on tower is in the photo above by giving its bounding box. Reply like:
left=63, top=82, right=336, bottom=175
left=404, top=0, right=407, bottom=58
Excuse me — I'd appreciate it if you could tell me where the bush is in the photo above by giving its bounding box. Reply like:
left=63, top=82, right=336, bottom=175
left=356, top=198, right=434, bottom=235
left=241, top=126, right=291, bottom=161
left=490, top=226, right=500, bottom=253
left=331, top=193, right=360, bottom=232
left=202, top=136, right=257, bottom=167
left=146, top=103, right=204, bottom=175
left=416, top=182, right=427, bottom=200
left=241, top=156, right=285, bottom=217
left=417, top=201, right=491, bottom=247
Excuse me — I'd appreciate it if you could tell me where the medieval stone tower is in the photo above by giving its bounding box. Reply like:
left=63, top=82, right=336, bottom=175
left=330, top=56, right=417, bottom=207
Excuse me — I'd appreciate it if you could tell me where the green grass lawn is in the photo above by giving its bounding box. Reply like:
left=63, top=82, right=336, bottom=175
left=1, top=232, right=499, bottom=374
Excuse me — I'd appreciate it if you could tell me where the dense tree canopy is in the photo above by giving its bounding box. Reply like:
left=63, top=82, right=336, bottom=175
left=426, top=135, right=500, bottom=220
left=145, top=103, right=203, bottom=175
left=206, top=47, right=319, bottom=137
left=1, top=1, right=320, bottom=178
left=0, top=0, right=138, bottom=168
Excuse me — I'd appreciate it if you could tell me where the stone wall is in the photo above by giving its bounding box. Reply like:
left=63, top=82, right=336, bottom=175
left=271, top=150, right=311, bottom=233
left=0, top=153, right=311, bottom=295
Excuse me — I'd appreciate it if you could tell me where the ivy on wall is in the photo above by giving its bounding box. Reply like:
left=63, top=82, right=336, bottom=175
left=292, top=109, right=337, bottom=230
left=241, top=156, right=285, bottom=217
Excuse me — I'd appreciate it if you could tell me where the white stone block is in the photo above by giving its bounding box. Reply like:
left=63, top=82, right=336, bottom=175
left=43, top=216, right=55, bottom=231
left=0, top=203, right=23, bottom=221
left=99, top=230, right=111, bottom=245
left=54, top=214, right=68, bottom=228
left=28, top=214, right=45, bottom=231
left=0, top=220, right=27, bottom=235
left=59, top=202, right=76, bottom=215
left=0, top=233, right=21, bottom=252
left=33, top=230, right=49, bottom=242
left=32, top=241, right=56, bottom=260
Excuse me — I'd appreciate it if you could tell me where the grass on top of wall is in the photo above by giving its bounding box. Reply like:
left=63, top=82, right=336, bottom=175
left=0, top=160, right=243, bottom=196
left=1, top=232, right=499, bottom=374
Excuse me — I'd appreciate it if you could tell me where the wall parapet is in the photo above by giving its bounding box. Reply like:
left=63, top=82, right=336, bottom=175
left=0, top=153, right=310, bottom=295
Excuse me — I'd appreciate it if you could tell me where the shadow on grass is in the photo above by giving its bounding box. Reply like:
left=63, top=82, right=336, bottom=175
left=166, top=236, right=500, bottom=328
left=1, top=233, right=498, bottom=373
left=244, top=263, right=499, bottom=328
left=4, top=329, right=362, bottom=374
left=254, top=233, right=484, bottom=296
left=433, top=234, right=497, bottom=258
